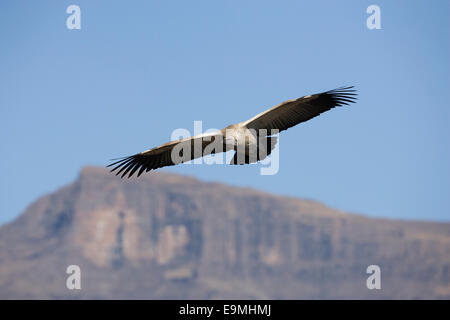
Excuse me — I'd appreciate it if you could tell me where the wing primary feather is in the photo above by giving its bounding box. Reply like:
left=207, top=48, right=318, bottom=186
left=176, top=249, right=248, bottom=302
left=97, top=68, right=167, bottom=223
left=117, top=160, right=136, bottom=177
left=107, top=156, right=133, bottom=168
left=110, top=158, right=133, bottom=173
left=128, top=160, right=143, bottom=178
left=137, top=157, right=152, bottom=177
left=121, top=162, right=135, bottom=178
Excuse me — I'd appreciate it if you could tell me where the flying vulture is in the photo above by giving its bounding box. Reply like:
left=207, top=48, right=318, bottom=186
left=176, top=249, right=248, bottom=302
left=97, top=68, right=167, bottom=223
left=108, top=86, right=357, bottom=178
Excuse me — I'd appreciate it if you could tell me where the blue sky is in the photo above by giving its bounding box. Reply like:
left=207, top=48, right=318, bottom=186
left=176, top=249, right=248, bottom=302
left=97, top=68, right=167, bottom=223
left=0, top=1, right=449, bottom=225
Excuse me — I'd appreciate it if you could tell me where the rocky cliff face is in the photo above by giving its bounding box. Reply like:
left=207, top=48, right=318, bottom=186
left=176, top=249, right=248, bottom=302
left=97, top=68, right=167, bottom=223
left=0, top=167, right=449, bottom=299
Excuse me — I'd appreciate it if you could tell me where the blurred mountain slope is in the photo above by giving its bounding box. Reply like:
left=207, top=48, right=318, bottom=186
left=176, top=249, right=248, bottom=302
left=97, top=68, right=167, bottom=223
left=0, top=166, right=449, bottom=299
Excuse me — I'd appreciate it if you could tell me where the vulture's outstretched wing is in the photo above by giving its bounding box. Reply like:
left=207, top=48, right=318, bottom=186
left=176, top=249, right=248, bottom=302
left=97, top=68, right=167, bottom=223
left=243, top=86, right=357, bottom=133
left=107, top=131, right=224, bottom=178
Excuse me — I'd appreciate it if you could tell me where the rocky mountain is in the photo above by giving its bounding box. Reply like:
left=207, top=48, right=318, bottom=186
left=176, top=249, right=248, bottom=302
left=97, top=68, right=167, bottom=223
left=0, top=166, right=449, bottom=299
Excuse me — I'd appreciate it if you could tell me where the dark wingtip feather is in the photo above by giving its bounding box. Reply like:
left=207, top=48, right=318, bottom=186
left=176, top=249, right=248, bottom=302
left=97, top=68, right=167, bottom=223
left=106, top=156, right=132, bottom=168
left=326, top=86, right=358, bottom=106
left=106, top=154, right=145, bottom=178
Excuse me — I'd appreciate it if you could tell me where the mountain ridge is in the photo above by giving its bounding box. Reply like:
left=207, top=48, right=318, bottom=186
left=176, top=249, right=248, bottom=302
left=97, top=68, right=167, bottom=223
left=0, top=166, right=449, bottom=299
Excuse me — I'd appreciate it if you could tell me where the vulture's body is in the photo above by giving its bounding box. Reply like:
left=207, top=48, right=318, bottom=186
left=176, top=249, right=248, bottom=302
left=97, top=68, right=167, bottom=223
left=108, top=87, right=357, bottom=178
